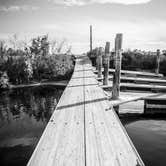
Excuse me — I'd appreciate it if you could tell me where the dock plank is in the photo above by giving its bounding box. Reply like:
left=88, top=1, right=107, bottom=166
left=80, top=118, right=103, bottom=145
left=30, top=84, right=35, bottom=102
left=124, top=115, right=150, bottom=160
left=100, top=81, right=166, bottom=92
left=94, top=68, right=163, bottom=78
left=97, top=75, right=166, bottom=85
left=83, top=62, right=144, bottom=166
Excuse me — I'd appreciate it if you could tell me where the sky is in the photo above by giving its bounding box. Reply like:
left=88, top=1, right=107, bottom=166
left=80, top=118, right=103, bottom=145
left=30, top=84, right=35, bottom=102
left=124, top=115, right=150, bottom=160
left=0, top=0, right=166, bottom=53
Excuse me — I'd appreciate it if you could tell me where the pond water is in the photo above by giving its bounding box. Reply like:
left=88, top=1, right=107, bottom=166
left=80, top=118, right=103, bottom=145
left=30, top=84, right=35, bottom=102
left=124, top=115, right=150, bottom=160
left=0, top=86, right=63, bottom=166
left=121, top=109, right=166, bottom=166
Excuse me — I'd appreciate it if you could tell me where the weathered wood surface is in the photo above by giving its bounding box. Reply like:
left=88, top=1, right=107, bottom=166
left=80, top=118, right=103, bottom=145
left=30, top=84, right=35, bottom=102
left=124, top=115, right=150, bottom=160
left=27, top=55, right=144, bottom=166
left=103, top=42, right=110, bottom=85
left=105, top=91, right=156, bottom=106
left=112, top=34, right=122, bottom=99
left=144, top=93, right=166, bottom=100
left=155, top=49, right=160, bottom=75
left=94, top=68, right=163, bottom=78
left=119, top=100, right=145, bottom=114
left=101, top=81, right=166, bottom=92
left=144, top=93, right=166, bottom=114
left=90, top=25, right=92, bottom=52
left=28, top=58, right=85, bottom=166
left=104, top=91, right=165, bottom=114
left=97, top=75, right=166, bottom=85
left=97, top=47, right=103, bottom=78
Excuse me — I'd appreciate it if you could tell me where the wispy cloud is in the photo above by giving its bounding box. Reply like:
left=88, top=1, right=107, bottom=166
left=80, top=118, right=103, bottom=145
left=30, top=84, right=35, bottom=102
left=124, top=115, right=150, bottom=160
left=50, top=0, right=86, bottom=6
left=0, top=5, right=39, bottom=12
left=52, top=0, right=152, bottom=6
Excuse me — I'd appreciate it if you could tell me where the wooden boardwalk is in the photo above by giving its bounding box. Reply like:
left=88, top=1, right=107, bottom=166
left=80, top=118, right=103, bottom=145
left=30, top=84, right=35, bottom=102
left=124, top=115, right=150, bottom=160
left=97, top=75, right=166, bottom=85
left=94, top=68, right=163, bottom=78
left=27, top=55, right=144, bottom=166
left=95, top=69, right=166, bottom=92
left=101, top=81, right=166, bottom=92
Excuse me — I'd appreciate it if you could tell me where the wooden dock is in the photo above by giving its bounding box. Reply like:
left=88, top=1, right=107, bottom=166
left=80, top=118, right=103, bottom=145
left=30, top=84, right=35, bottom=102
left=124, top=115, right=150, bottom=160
left=100, top=81, right=166, bottom=92
left=144, top=94, right=166, bottom=114
left=105, top=91, right=166, bottom=114
left=95, top=68, right=166, bottom=92
left=97, top=75, right=166, bottom=85
left=27, top=55, right=144, bottom=166
left=94, top=68, right=163, bottom=78
left=105, top=91, right=156, bottom=107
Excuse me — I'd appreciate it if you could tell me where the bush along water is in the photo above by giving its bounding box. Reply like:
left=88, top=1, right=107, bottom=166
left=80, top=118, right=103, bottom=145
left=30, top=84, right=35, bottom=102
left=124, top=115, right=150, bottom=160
left=0, top=35, right=74, bottom=88
left=0, top=71, right=9, bottom=89
left=87, top=48, right=166, bottom=76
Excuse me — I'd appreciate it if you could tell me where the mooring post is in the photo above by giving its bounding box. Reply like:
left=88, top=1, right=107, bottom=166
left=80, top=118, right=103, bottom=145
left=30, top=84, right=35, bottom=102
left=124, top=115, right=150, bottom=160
left=96, top=48, right=99, bottom=70
left=112, top=33, right=123, bottom=100
left=90, top=25, right=92, bottom=53
left=155, top=49, right=160, bottom=75
left=103, top=42, right=110, bottom=85
left=98, top=47, right=103, bottom=78
left=144, top=99, right=147, bottom=114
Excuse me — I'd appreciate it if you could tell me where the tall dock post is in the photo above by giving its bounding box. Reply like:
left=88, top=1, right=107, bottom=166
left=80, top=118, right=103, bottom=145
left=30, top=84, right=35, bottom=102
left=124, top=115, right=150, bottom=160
left=103, top=42, right=110, bottom=85
left=96, top=48, right=99, bottom=70
left=155, top=49, right=160, bottom=75
left=112, top=34, right=123, bottom=100
left=90, top=25, right=92, bottom=53
left=98, top=47, right=103, bottom=78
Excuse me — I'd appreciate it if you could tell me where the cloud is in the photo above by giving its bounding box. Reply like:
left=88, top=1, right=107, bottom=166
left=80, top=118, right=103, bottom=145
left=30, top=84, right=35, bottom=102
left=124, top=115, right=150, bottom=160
left=51, top=0, right=86, bottom=6
left=52, top=0, right=152, bottom=6
left=0, top=5, right=39, bottom=12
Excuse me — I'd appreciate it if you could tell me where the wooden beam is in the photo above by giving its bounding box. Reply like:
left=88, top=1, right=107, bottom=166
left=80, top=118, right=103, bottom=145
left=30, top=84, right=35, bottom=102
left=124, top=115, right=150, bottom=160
left=94, top=68, right=163, bottom=78
left=103, top=42, right=110, bottom=85
left=144, top=97, right=166, bottom=114
left=112, top=33, right=123, bottom=100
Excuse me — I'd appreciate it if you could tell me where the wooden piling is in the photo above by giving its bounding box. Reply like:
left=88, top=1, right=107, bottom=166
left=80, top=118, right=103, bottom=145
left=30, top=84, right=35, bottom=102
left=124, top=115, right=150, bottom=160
left=90, top=25, right=92, bottom=53
left=112, top=34, right=123, bottom=100
left=103, top=42, right=110, bottom=85
left=96, top=48, right=99, bottom=70
left=98, top=47, right=103, bottom=78
left=155, top=49, right=160, bottom=75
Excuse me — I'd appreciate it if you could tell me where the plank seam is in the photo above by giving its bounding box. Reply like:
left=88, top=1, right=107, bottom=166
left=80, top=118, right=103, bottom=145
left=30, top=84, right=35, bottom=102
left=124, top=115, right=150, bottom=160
left=83, top=64, right=87, bottom=166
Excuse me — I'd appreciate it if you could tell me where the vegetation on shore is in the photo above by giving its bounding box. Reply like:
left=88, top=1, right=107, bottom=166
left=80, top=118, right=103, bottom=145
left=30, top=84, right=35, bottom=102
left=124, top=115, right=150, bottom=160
left=0, top=35, right=75, bottom=89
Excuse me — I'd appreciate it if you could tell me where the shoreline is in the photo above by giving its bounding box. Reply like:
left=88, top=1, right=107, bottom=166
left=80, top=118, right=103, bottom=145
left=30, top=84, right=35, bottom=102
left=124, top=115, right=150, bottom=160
left=1, top=80, right=68, bottom=91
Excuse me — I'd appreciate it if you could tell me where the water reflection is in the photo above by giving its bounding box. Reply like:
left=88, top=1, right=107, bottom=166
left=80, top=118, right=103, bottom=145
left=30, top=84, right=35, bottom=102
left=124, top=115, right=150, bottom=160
left=0, top=86, right=63, bottom=166
left=121, top=116, right=166, bottom=166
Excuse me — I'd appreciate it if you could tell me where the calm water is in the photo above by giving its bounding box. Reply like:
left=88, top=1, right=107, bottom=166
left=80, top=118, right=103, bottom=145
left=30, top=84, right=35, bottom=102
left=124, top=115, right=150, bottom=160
left=0, top=86, right=63, bottom=166
left=121, top=111, right=166, bottom=166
